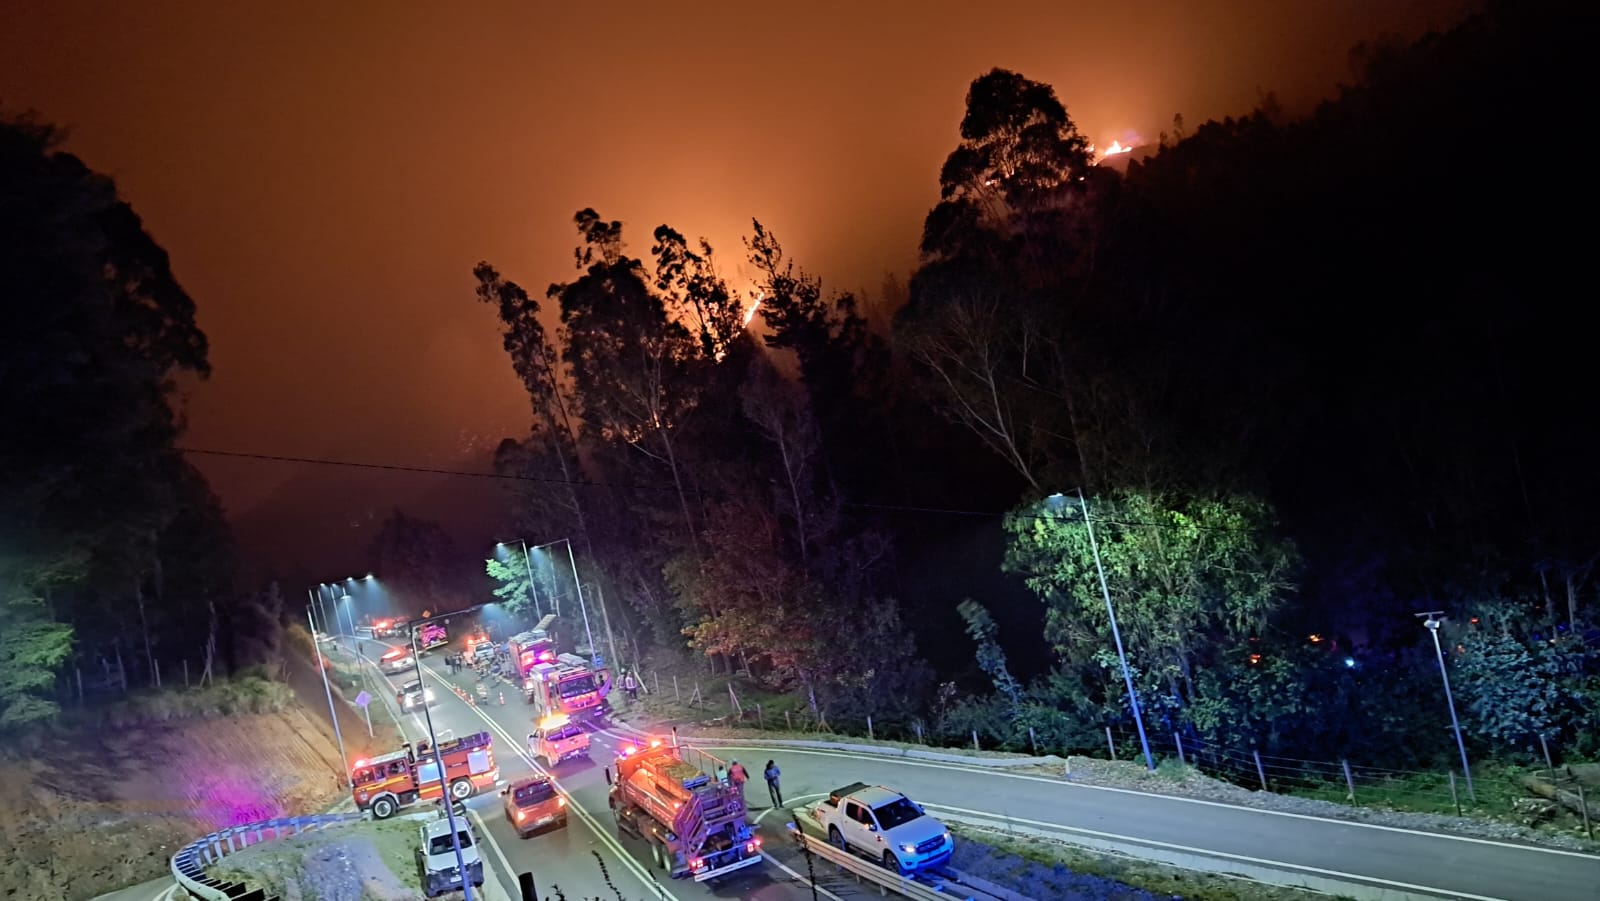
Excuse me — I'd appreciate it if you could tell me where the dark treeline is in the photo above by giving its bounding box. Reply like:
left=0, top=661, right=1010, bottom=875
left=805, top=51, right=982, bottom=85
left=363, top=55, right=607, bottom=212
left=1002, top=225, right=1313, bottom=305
left=477, top=2, right=1595, bottom=765
left=1, top=117, right=268, bottom=726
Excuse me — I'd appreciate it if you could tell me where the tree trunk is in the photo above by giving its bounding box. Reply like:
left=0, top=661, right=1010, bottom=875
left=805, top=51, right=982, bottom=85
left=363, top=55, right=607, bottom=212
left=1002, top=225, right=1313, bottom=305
left=135, top=580, right=156, bottom=686
left=1519, top=774, right=1600, bottom=821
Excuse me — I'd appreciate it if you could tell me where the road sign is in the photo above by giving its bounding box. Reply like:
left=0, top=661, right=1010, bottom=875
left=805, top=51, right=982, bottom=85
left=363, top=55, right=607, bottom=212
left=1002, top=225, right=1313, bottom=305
left=354, top=690, right=372, bottom=708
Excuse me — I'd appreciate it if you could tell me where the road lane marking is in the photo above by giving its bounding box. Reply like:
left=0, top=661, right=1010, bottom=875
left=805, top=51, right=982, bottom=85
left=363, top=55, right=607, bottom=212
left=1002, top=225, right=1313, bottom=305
left=469, top=808, right=520, bottom=901
left=754, top=794, right=824, bottom=825
left=927, top=802, right=1513, bottom=901
left=759, top=850, right=845, bottom=901
left=412, top=657, right=685, bottom=901
left=691, top=743, right=1600, bottom=861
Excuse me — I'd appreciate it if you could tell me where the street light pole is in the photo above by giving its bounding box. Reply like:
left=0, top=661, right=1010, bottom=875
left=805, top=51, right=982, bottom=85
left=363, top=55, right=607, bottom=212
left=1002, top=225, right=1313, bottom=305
left=306, top=606, right=349, bottom=786
left=1073, top=489, right=1156, bottom=772
left=517, top=541, right=543, bottom=619
left=408, top=620, right=475, bottom=901
left=1418, top=611, right=1475, bottom=802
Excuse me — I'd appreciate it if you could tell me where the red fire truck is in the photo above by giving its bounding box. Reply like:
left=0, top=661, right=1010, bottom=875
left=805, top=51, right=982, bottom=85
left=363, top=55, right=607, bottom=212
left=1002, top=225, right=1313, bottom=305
left=350, top=731, right=499, bottom=819
left=528, top=653, right=611, bottom=722
left=609, top=741, right=762, bottom=881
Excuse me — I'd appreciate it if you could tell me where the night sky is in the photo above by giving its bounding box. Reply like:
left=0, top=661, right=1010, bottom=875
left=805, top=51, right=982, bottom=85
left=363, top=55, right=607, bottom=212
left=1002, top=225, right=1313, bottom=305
left=0, top=0, right=1475, bottom=572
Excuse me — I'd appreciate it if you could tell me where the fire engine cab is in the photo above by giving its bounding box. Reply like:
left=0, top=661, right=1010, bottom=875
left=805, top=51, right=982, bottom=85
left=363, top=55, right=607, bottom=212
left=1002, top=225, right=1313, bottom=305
left=351, top=731, right=499, bottom=819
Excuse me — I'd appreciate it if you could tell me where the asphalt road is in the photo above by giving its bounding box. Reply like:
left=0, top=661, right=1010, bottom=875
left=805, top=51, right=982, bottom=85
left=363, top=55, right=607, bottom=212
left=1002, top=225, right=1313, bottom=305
left=680, top=739, right=1600, bottom=901
left=367, top=639, right=1600, bottom=901
left=367, top=646, right=833, bottom=901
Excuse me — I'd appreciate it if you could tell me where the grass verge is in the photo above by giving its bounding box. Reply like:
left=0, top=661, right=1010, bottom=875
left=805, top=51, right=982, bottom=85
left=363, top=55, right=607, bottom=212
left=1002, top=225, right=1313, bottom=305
left=950, top=823, right=1348, bottom=901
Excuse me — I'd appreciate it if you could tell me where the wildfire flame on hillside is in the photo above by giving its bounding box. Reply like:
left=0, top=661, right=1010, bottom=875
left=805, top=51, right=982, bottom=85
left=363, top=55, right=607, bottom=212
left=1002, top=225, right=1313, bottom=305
left=743, top=290, right=763, bottom=328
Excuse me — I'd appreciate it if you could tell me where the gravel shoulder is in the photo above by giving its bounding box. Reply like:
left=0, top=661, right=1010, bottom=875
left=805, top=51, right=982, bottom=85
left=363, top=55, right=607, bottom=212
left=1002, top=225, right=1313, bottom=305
left=208, top=817, right=424, bottom=901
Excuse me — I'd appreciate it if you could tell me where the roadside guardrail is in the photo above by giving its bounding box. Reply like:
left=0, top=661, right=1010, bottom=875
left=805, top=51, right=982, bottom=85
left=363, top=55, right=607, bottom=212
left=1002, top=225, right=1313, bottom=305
left=169, top=812, right=364, bottom=901
left=785, top=822, right=974, bottom=901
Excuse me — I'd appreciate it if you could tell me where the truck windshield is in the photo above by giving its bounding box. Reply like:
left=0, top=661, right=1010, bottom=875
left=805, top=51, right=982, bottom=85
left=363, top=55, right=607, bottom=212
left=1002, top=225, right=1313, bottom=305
left=873, top=798, right=924, bottom=830
left=557, top=674, right=596, bottom=697
left=428, top=830, right=474, bottom=855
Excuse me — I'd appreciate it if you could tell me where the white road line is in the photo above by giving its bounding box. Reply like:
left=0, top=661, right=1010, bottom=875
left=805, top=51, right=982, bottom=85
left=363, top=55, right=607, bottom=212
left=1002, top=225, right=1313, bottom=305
left=760, top=850, right=846, bottom=901
left=415, top=658, right=685, bottom=901
left=691, top=743, right=1600, bottom=860
left=927, top=802, right=1512, bottom=901
left=469, top=808, right=519, bottom=900
left=754, top=794, right=825, bottom=825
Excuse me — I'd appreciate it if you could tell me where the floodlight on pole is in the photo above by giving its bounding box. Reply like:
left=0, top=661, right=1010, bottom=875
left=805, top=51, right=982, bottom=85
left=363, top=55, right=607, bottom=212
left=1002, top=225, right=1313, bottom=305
left=497, top=540, right=544, bottom=619
left=1417, top=611, right=1475, bottom=802
left=1048, top=490, right=1156, bottom=772
left=530, top=538, right=610, bottom=670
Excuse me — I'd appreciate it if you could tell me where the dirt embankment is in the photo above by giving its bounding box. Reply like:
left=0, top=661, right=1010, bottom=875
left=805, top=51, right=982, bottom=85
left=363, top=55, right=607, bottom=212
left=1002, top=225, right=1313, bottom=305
left=1, top=642, right=400, bottom=901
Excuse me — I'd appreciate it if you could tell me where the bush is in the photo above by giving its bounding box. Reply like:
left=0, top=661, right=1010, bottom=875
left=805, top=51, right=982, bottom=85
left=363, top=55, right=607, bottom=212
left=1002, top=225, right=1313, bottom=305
left=100, top=676, right=293, bottom=728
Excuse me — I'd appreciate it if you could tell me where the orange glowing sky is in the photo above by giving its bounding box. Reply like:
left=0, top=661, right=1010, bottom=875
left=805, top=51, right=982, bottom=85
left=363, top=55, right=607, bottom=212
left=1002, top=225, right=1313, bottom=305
left=0, top=0, right=1477, bottom=568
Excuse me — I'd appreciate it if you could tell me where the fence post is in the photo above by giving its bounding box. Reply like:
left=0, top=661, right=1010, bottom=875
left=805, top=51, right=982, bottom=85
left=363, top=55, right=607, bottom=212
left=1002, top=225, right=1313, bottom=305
left=1448, top=770, right=1462, bottom=817
left=785, top=710, right=792, bottom=730
left=1579, top=783, right=1593, bottom=841
left=1029, top=726, right=1038, bottom=755
left=154, top=658, right=162, bottom=689
left=914, top=721, right=924, bottom=744
left=673, top=675, right=680, bottom=703
left=653, top=671, right=660, bottom=695
left=867, top=716, right=874, bottom=741
left=1342, top=759, right=1357, bottom=804
left=1173, top=732, right=1185, bottom=767
left=1539, top=733, right=1556, bottom=786
left=184, top=658, right=190, bottom=688
left=1106, top=727, right=1116, bottom=759
left=694, top=681, right=702, bottom=707
left=76, top=667, right=84, bottom=706
left=1253, top=750, right=1268, bottom=791
left=972, top=730, right=980, bottom=751
left=757, top=703, right=763, bottom=728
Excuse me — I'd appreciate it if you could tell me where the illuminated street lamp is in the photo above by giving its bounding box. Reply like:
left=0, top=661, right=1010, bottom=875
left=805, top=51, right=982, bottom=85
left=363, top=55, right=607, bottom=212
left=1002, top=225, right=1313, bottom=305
left=495, top=540, right=543, bottom=619
left=1046, top=490, right=1156, bottom=772
left=528, top=538, right=621, bottom=671
left=1417, top=611, right=1475, bottom=802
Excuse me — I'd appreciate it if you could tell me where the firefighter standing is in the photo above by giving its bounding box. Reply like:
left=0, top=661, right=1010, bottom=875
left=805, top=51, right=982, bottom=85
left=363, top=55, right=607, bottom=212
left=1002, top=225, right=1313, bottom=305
left=729, top=759, right=749, bottom=797
left=764, top=760, right=783, bottom=808
left=622, top=671, right=639, bottom=704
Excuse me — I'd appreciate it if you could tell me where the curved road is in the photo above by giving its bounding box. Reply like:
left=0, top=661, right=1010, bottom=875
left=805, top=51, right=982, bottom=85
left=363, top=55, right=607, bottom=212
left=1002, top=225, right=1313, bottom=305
left=371, top=642, right=1600, bottom=901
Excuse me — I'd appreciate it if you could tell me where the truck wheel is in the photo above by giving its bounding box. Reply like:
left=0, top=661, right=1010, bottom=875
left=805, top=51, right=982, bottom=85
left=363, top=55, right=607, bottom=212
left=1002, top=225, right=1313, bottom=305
left=372, top=796, right=398, bottom=819
left=652, top=839, right=669, bottom=871
left=828, top=825, right=846, bottom=851
left=882, top=851, right=903, bottom=874
left=449, top=778, right=474, bottom=800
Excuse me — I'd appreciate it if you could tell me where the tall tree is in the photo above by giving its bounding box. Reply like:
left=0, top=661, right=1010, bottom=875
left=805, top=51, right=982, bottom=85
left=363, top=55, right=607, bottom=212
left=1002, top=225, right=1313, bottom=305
left=1005, top=492, right=1297, bottom=719
left=551, top=210, right=708, bottom=556
left=1, top=113, right=224, bottom=698
left=896, top=69, right=1102, bottom=492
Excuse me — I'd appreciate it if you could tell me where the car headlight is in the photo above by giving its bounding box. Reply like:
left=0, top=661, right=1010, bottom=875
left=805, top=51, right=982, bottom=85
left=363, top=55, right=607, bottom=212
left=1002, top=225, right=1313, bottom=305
left=900, top=843, right=916, bottom=854
left=943, top=831, right=951, bottom=843
left=424, top=690, right=435, bottom=701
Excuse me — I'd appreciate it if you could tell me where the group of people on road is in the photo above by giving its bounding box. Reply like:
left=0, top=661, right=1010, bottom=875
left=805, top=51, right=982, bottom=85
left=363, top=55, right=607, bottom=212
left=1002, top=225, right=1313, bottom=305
left=716, top=757, right=783, bottom=808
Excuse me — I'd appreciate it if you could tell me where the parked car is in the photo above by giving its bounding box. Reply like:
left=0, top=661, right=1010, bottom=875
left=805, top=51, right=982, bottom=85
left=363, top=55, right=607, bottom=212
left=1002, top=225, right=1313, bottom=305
left=397, top=680, right=433, bottom=712
left=501, top=774, right=568, bottom=837
left=417, top=812, right=483, bottom=897
left=807, top=782, right=952, bottom=873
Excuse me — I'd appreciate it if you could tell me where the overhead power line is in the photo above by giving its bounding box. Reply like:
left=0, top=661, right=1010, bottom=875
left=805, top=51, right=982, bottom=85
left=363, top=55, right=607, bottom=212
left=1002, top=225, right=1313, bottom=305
left=178, top=446, right=1246, bottom=531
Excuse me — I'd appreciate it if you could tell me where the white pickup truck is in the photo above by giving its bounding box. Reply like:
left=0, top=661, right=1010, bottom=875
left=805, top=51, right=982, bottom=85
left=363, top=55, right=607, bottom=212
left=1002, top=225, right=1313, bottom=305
left=808, top=782, right=953, bottom=873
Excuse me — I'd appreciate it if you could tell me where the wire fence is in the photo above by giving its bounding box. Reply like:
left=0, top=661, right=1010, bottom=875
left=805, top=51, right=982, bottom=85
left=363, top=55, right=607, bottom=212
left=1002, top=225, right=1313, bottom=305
left=635, top=670, right=1598, bottom=834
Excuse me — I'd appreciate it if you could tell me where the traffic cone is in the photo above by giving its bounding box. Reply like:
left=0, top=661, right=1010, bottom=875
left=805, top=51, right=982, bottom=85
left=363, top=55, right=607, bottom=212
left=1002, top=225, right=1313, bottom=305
left=499, top=691, right=506, bottom=706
